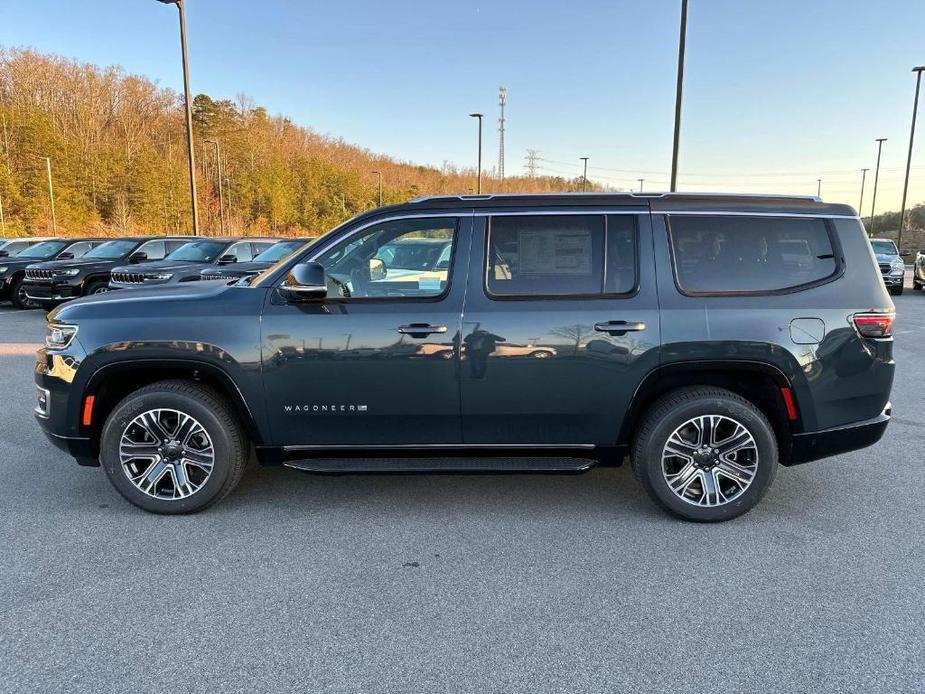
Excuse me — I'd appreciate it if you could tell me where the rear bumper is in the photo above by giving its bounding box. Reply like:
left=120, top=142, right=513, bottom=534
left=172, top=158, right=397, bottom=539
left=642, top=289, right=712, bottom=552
left=787, top=404, right=891, bottom=465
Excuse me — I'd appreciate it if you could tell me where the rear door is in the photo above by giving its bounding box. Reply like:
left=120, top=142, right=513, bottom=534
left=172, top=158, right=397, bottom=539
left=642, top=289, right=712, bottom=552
left=459, top=208, right=661, bottom=445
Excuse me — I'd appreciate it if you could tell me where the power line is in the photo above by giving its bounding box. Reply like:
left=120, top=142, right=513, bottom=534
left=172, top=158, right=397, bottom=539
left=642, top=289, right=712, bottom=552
left=525, top=149, right=540, bottom=177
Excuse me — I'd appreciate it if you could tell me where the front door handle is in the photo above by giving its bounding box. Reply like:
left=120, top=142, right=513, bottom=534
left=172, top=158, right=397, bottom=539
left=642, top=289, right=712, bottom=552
left=594, top=320, right=646, bottom=335
left=397, top=323, right=448, bottom=338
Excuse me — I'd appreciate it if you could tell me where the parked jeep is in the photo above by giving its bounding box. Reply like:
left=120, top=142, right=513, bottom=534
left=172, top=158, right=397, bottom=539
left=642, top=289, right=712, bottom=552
left=23, top=237, right=191, bottom=309
left=34, top=193, right=894, bottom=521
left=199, top=239, right=308, bottom=283
left=870, top=238, right=906, bottom=295
left=1, top=238, right=105, bottom=309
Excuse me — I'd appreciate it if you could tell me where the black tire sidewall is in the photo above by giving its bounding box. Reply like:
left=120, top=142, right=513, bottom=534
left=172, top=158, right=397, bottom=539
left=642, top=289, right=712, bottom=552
left=11, top=277, right=33, bottom=310
left=636, top=394, right=777, bottom=522
left=100, top=388, right=236, bottom=514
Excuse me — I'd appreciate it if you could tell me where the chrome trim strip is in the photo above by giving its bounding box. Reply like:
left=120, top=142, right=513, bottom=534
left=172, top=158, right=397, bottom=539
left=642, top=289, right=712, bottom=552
left=282, top=443, right=597, bottom=452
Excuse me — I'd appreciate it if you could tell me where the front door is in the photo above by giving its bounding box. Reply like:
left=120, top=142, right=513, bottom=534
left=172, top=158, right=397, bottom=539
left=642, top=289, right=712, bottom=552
left=459, top=209, right=661, bottom=445
left=261, top=214, right=471, bottom=447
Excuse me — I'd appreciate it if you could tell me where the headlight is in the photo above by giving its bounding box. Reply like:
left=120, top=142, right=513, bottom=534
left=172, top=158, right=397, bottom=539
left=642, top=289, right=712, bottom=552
left=54, top=268, right=80, bottom=277
left=0, top=266, right=8, bottom=275
left=45, top=323, right=78, bottom=350
left=144, top=273, right=174, bottom=281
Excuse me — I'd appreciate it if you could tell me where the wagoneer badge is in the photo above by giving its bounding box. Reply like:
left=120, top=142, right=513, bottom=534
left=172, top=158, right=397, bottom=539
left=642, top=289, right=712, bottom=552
left=283, top=404, right=368, bottom=413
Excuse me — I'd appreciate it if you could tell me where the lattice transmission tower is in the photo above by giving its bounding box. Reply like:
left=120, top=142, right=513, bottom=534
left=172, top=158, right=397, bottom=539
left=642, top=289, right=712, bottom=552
left=525, top=149, right=539, bottom=177
left=498, top=86, right=507, bottom=184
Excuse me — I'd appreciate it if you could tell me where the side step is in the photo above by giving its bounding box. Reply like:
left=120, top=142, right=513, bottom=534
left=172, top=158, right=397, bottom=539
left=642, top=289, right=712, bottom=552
left=283, top=456, right=597, bottom=474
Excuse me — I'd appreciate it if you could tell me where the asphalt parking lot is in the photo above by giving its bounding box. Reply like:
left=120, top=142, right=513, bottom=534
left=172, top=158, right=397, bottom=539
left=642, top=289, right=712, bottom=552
left=1, top=292, right=923, bottom=694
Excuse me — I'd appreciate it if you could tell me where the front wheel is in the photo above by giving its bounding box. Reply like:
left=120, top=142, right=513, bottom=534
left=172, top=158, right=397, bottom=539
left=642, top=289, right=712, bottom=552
left=913, top=281, right=922, bottom=291
left=10, top=277, right=37, bottom=310
left=99, top=380, right=248, bottom=513
left=890, top=286, right=904, bottom=296
left=631, top=387, right=778, bottom=522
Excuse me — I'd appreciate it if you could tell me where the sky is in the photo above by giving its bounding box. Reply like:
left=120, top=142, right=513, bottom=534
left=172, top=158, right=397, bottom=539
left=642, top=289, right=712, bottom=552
left=1, top=0, right=924, bottom=212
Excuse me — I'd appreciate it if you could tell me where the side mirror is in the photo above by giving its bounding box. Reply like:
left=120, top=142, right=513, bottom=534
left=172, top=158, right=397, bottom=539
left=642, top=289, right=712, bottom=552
left=56, top=252, right=74, bottom=260
left=281, top=261, right=327, bottom=301
left=369, top=257, right=386, bottom=281
left=129, top=251, right=148, bottom=264
left=0, top=250, right=9, bottom=258
left=218, top=254, right=238, bottom=265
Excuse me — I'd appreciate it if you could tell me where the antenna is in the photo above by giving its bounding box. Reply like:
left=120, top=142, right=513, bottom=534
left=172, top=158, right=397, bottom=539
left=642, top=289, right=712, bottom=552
left=498, top=86, right=507, bottom=185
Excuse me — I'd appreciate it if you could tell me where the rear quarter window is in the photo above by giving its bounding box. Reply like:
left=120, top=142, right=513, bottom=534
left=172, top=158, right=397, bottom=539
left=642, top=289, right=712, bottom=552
left=668, top=215, right=839, bottom=294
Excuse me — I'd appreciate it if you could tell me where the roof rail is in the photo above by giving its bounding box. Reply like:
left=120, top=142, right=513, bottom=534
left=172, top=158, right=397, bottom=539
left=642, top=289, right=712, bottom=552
left=409, top=192, right=823, bottom=204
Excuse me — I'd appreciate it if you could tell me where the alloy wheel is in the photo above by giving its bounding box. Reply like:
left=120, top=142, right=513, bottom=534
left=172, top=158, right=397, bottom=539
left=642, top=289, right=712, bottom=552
left=119, top=408, right=215, bottom=500
left=661, top=414, right=758, bottom=507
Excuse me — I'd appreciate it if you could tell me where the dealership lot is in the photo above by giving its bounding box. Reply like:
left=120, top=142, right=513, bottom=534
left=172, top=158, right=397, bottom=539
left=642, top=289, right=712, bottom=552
left=1, top=296, right=923, bottom=693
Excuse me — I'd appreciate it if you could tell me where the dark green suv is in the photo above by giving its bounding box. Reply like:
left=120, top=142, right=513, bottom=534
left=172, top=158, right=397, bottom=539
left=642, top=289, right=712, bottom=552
left=33, top=193, right=895, bottom=521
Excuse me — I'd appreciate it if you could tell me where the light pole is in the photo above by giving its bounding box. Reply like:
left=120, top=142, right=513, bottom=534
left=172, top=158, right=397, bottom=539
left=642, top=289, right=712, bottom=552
left=817, top=179, right=822, bottom=197
left=157, top=0, right=200, bottom=235
left=898, top=66, right=925, bottom=252
left=670, top=0, right=689, bottom=192
left=205, top=139, right=225, bottom=235
left=638, top=178, right=645, bottom=192
left=372, top=170, right=382, bottom=207
left=0, top=193, right=5, bottom=234
left=469, top=113, right=483, bottom=194
left=869, top=137, right=887, bottom=235
left=858, top=168, right=869, bottom=215
left=580, top=157, right=589, bottom=192
left=43, top=157, right=56, bottom=233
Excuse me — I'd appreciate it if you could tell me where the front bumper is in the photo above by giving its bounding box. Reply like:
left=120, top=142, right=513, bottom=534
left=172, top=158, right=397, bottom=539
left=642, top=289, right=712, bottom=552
left=23, top=278, right=81, bottom=304
left=788, top=404, right=891, bottom=465
left=881, top=272, right=904, bottom=288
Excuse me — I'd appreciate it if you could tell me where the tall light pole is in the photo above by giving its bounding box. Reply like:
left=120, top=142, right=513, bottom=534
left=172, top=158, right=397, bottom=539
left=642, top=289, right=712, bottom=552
left=469, top=113, right=483, bottom=194
left=638, top=178, right=645, bottom=192
left=44, top=157, right=56, bottom=234
left=898, top=66, right=925, bottom=252
left=858, top=168, right=869, bottom=215
left=0, top=193, right=5, bottom=234
left=372, top=170, right=382, bottom=207
left=158, top=0, right=200, bottom=235
left=869, top=137, right=887, bottom=234
left=817, top=178, right=822, bottom=198
left=670, top=0, right=689, bottom=192
left=580, top=157, right=589, bottom=192
left=205, top=139, right=225, bottom=235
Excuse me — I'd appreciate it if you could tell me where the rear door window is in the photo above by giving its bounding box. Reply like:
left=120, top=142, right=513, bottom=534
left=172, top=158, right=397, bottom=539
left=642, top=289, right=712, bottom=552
left=668, top=215, right=838, bottom=294
left=486, top=214, right=637, bottom=297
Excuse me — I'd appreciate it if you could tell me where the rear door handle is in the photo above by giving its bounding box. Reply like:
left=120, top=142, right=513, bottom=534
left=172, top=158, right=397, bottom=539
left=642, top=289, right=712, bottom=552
left=594, top=320, right=646, bottom=335
left=397, top=323, right=448, bottom=337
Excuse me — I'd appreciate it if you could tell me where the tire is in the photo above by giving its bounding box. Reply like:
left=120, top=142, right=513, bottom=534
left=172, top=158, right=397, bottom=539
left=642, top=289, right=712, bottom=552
left=913, top=282, right=922, bottom=291
left=99, top=379, right=248, bottom=514
left=10, top=276, right=37, bottom=310
left=890, top=286, right=904, bottom=296
left=631, top=386, right=778, bottom=522
left=85, top=280, right=110, bottom=296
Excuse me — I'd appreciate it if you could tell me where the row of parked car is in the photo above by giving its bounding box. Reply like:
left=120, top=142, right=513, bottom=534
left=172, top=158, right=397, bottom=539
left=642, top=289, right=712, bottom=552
left=0, top=235, right=307, bottom=310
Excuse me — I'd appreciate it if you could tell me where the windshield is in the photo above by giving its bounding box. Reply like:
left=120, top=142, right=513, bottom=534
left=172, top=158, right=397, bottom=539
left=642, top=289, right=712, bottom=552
left=376, top=241, right=450, bottom=271
left=871, top=240, right=898, bottom=256
left=16, top=241, right=68, bottom=259
left=254, top=240, right=305, bottom=262
left=166, top=241, right=227, bottom=262
left=86, top=240, right=140, bottom=259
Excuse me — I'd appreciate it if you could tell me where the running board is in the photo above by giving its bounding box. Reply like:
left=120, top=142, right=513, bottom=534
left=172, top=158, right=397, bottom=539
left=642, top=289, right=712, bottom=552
left=283, top=456, right=597, bottom=474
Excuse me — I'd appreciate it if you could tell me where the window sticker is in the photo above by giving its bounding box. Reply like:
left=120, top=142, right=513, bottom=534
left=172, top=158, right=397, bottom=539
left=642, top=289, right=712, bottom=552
left=517, top=229, right=593, bottom=276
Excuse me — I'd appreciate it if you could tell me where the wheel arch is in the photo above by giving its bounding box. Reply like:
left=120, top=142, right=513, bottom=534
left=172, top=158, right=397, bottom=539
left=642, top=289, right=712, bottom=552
left=80, top=358, right=263, bottom=456
left=620, top=360, right=799, bottom=465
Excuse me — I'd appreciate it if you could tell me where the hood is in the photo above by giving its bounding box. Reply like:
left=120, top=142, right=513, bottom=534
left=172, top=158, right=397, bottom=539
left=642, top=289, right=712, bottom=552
left=202, top=261, right=271, bottom=277
left=875, top=253, right=900, bottom=264
left=27, top=257, right=123, bottom=271
left=112, top=260, right=213, bottom=275
left=0, top=255, right=62, bottom=271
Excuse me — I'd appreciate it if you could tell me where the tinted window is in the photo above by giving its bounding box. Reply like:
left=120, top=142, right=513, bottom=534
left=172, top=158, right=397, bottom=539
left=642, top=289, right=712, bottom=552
left=317, top=217, right=457, bottom=299
left=86, top=240, right=141, bottom=259
left=226, top=242, right=253, bottom=262
left=668, top=215, right=838, bottom=294
left=166, top=241, right=226, bottom=262
left=255, top=241, right=304, bottom=262
left=16, top=241, right=68, bottom=258
left=0, top=240, right=34, bottom=256
left=487, top=214, right=636, bottom=297
left=63, top=241, right=93, bottom=258
left=870, top=240, right=898, bottom=256
left=135, top=240, right=167, bottom=260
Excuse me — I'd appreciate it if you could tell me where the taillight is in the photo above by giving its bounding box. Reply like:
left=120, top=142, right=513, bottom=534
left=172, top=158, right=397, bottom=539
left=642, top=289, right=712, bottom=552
left=852, top=312, right=895, bottom=338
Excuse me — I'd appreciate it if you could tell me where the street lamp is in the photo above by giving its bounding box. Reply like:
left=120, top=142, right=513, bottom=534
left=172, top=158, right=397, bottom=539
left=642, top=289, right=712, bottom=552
left=580, top=157, right=589, bottom=192
left=638, top=178, right=645, bottom=193
left=898, top=66, right=925, bottom=252
left=204, top=139, right=225, bottom=235
left=670, top=0, right=689, bottom=192
left=817, top=178, right=822, bottom=198
left=469, top=113, right=483, bottom=194
left=371, top=170, right=383, bottom=207
left=157, top=0, right=199, bottom=235
left=869, top=137, right=887, bottom=234
left=858, top=168, right=869, bottom=215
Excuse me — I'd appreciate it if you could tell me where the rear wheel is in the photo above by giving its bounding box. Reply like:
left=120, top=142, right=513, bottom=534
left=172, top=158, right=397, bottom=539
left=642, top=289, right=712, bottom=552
left=631, top=387, right=778, bottom=522
left=85, top=280, right=110, bottom=296
left=10, top=276, right=37, bottom=310
left=913, top=281, right=922, bottom=291
left=99, top=380, right=248, bottom=514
